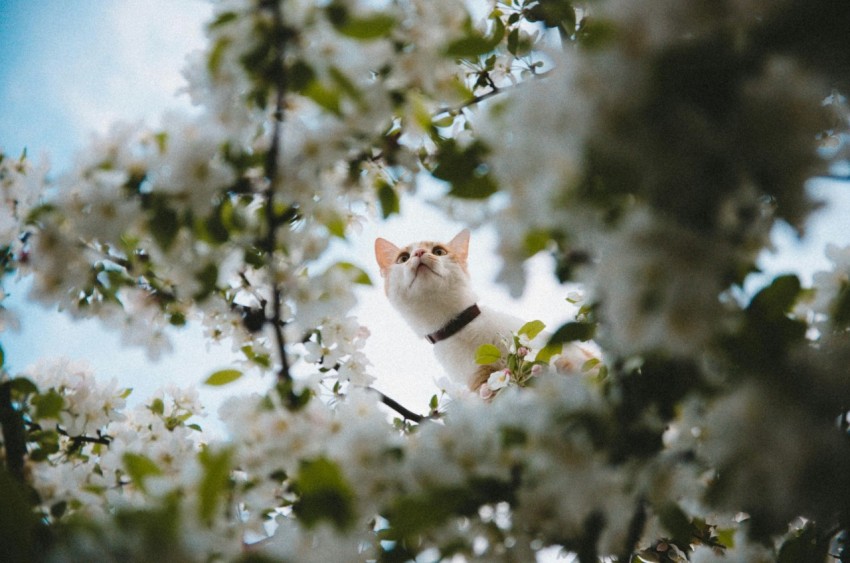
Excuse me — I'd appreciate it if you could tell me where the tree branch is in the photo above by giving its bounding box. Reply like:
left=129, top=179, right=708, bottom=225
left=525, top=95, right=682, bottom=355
left=433, top=69, right=552, bottom=117
left=56, top=427, right=112, bottom=452
left=368, top=387, right=430, bottom=423
left=620, top=498, right=648, bottom=562
left=261, top=0, right=292, bottom=385
left=0, top=381, right=27, bottom=483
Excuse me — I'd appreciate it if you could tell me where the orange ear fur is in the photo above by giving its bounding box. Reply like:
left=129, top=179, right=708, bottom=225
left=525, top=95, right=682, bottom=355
left=448, top=229, right=470, bottom=264
left=375, top=238, right=400, bottom=274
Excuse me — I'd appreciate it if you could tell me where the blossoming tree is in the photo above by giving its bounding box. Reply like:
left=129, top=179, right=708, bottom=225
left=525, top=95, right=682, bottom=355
left=2, top=0, right=850, bottom=561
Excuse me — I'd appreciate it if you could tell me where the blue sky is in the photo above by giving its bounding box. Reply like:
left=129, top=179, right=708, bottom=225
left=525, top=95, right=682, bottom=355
left=2, top=2, right=849, bottom=424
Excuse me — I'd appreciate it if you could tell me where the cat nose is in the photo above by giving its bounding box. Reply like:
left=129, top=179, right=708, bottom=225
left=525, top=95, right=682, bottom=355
left=413, top=249, right=426, bottom=258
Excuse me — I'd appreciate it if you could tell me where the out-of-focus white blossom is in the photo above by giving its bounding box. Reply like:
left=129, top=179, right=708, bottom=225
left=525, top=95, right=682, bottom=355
left=591, top=208, right=734, bottom=358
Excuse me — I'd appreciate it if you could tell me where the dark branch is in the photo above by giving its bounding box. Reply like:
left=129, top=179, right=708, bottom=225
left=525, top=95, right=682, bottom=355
left=620, top=498, right=648, bottom=562
left=433, top=69, right=552, bottom=117
left=261, top=0, right=292, bottom=384
left=368, top=387, right=428, bottom=423
left=433, top=87, right=503, bottom=118
left=56, top=427, right=112, bottom=452
left=0, top=381, right=28, bottom=483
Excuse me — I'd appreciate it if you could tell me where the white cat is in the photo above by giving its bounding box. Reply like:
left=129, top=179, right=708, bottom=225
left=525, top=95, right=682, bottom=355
left=375, top=229, right=538, bottom=392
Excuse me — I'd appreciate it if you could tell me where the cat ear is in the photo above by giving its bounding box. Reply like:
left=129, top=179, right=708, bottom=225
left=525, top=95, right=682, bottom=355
left=375, top=238, right=400, bottom=274
left=448, top=229, right=470, bottom=264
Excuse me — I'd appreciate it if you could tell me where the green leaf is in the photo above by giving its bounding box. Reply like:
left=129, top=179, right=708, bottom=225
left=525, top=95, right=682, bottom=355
left=658, top=503, right=693, bottom=551
left=576, top=17, right=617, bottom=50
left=507, top=27, right=520, bottom=56
left=244, top=245, right=265, bottom=269
left=524, top=230, right=551, bottom=256
left=548, top=322, right=596, bottom=345
left=777, top=522, right=830, bottom=563
left=208, top=11, right=238, bottom=29
left=831, top=281, right=850, bottom=326
left=123, top=452, right=162, bottom=490
left=501, top=426, right=527, bottom=447
left=193, top=263, right=219, bottom=301
left=150, top=398, right=165, bottom=415
left=475, top=344, right=503, bottom=365
left=377, top=182, right=400, bottom=218
left=535, top=342, right=563, bottom=365
left=147, top=196, right=181, bottom=252
left=241, top=345, right=272, bottom=368
left=325, top=214, right=348, bottom=239
left=168, top=311, right=187, bottom=327
left=336, top=13, right=395, bottom=40
left=581, top=358, right=601, bottom=372
left=293, top=457, right=355, bottom=530
left=0, top=342, right=4, bottom=368
left=331, top=262, right=373, bottom=285
left=207, top=37, right=232, bottom=77
left=32, top=389, right=64, bottom=420
left=431, top=140, right=498, bottom=200
left=198, top=447, right=232, bottom=524
left=386, top=477, right=514, bottom=540
left=715, top=528, right=736, bottom=549
left=198, top=210, right=230, bottom=245
left=749, top=274, right=801, bottom=317
left=525, top=0, right=577, bottom=30
left=276, top=379, right=312, bottom=411
left=205, top=369, right=243, bottom=386
left=432, top=114, right=455, bottom=128
left=446, top=18, right=505, bottom=58
left=304, top=80, right=341, bottom=114
left=518, top=320, right=546, bottom=340
left=728, top=274, right=807, bottom=370
left=8, top=377, right=38, bottom=398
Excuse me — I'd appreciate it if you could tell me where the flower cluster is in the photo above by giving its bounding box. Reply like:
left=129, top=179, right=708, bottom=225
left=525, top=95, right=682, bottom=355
left=476, top=318, right=603, bottom=400
left=5, top=362, right=727, bottom=560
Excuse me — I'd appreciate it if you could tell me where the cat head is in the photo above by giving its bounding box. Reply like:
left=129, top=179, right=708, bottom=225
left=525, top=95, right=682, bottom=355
left=374, top=230, right=476, bottom=327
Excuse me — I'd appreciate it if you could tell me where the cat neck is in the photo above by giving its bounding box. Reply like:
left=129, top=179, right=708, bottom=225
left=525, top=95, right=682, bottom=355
left=395, top=285, right=480, bottom=337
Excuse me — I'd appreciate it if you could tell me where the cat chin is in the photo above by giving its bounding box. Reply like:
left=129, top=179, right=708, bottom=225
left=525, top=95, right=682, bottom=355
left=407, top=264, right=441, bottom=286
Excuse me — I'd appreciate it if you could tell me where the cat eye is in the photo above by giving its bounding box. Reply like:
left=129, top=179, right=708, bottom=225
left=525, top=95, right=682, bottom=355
left=432, top=246, right=447, bottom=256
left=396, top=252, right=410, bottom=264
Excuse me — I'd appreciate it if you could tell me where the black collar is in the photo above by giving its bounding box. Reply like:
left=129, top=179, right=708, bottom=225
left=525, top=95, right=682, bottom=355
left=426, top=304, right=481, bottom=344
